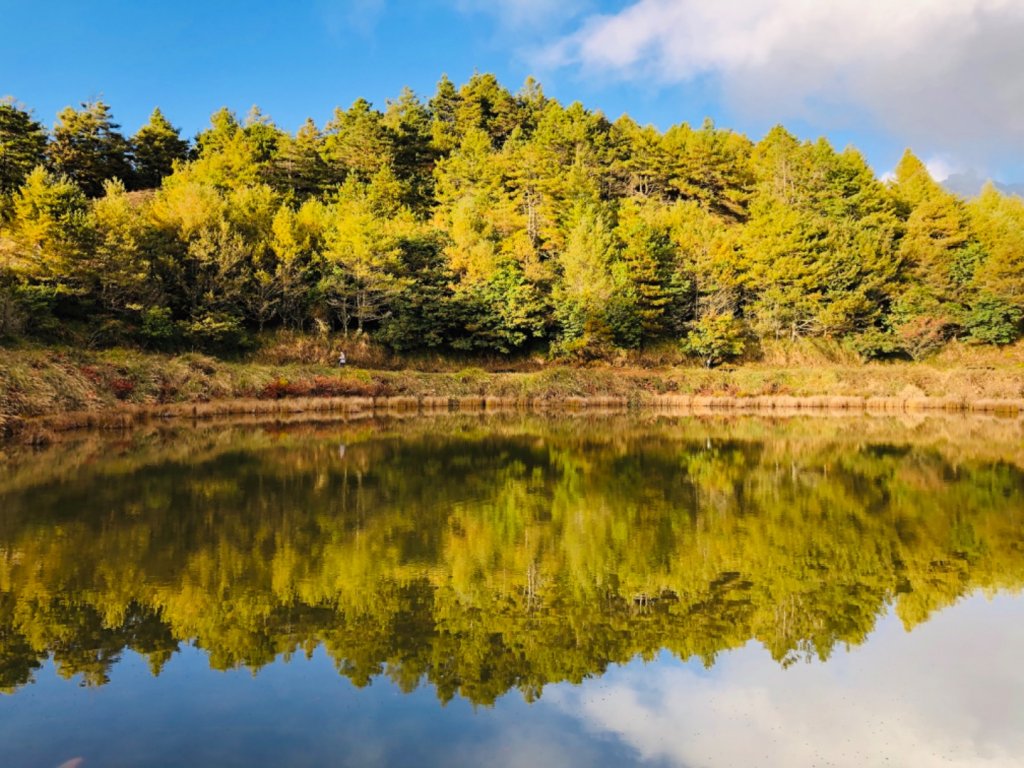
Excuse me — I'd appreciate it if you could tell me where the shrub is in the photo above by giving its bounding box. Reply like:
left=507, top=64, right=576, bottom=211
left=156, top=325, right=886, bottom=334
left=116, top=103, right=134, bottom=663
left=182, top=313, right=251, bottom=353
left=682, top=314, right=746, bottom=368
left=896, top=315, right=955, bottom=361
left=139, top=307, right=178, bottom=349
left=965, top=295, right=1022, bottom=346
left=110, top=377, right=135, bottom=400
left=848, top=329, right=907, bottom=361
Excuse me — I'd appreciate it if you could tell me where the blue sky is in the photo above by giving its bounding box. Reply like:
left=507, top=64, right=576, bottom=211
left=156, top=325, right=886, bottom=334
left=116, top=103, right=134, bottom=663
left=2, top=0, right=1022, bottom=181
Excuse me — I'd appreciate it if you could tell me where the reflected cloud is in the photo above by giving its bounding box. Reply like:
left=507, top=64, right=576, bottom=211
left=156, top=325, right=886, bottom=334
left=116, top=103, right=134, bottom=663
left=549, top=596, right=1024, bottom=767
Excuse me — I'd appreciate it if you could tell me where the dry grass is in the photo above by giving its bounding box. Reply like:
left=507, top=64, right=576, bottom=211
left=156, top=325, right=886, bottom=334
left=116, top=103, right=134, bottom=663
left=1, top=343, right=1022, bottom=441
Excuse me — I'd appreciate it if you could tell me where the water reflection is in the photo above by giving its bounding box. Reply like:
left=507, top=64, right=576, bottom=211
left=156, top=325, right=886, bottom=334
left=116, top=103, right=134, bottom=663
left=555, top=594, right=1024, bottom=767
left=0, top=414, right=1021, bottom=709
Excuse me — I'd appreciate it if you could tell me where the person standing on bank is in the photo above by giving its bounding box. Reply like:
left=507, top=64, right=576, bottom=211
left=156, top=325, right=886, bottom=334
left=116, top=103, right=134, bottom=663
left=338, top=350, right=347, bottom=367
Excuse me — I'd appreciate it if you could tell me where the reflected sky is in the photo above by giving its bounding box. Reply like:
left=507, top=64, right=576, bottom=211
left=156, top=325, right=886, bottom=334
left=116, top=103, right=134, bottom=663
left=549, top=594, right=1024, bottom=768
left=2, top=595, right=1021, bottom=768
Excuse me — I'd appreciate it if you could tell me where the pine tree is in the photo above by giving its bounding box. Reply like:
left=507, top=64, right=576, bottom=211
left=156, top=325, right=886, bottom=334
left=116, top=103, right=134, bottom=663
left=428, top=75, right=461, bottom=155
left=383, top=88, right=435, bottom=211
left=0, top=99, right=48, bottom=194
left=322, top=99, right=394, bottom=185
left=47, top=101, right=132, bottom=196
left=9, top=166, right=91, bottom=280
left=614, top=197, right=685, bottom=340
left=187, top=108, right=264, bottom=189
left=268, top=118, right=328, bottom=198
left=131, top=108, right=189, bottom=189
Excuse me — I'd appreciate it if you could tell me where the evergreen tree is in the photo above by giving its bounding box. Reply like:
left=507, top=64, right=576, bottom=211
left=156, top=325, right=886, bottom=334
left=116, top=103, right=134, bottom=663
left=242, top=106, right=284, bottom=163
left=553, top=204, right=616, bottom=352
left=322, top=99, right=394, bottom=185
left=187, top=108, right=264, bottom=189
left=614, top=197, right=686, bottom=340
left=0, top=73, right=1019, bottom=356
left=455, top=73, right=521, bottom=148
left=9, top=166, right=91, bottom=280
left=664, top=119, right=753, bottom=219
left=383, top=87, right=435, bottom=211
left=268, top=118, right=329, bottom=199
left=428, top=75, right=461, bottom=155
left=0, top=99, right=48, bottom=195
left=47, top=100, right=132, bottom=196
left=131, top=108, right=189, bottom=189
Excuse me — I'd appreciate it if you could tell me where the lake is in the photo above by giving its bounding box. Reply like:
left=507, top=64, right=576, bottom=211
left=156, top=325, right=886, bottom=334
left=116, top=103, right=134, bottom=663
left=1, top=413, right=1023, bottom=767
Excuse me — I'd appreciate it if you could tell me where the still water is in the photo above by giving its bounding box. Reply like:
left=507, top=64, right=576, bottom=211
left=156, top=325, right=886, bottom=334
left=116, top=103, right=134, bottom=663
left=1, top=413, right=1022, bottom=767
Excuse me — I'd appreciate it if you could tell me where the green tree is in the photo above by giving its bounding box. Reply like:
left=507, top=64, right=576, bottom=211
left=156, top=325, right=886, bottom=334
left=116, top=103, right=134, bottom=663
left=0, top=99, right=48, bottom=194
left=8, top=165, right=91, bottom=280
left=383, top=88, right=436, bottom=211
left=967, top=184, right=1024, bottom=337
left=663, top=118, right=753, bottom=219
left=131, top=108, right=189, bottom=189
left=268, top=119, right=329, bottom=199
left=320, top=172, right=413, bottom=334
left=614, top=197, right=687, bottom=341
left=683, top=312, right=746, bottom=367
left=553, top=204, right=616, bottom=353
left=429, top=74, right=462, bottom=155
left=47, top=101, right=132, bottom=196
left=187, top=108, right=264, bottom=190
left=322, top=99, right=394, bottom=186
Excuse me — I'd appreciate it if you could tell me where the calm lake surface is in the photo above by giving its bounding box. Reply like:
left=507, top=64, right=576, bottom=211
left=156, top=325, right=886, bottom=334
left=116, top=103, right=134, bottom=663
left=1, top=413, right=1023, bottom=768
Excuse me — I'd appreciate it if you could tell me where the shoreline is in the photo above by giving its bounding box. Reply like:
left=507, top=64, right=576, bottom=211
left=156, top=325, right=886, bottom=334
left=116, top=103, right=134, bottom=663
left=3, top=346, right=1023, bottom=443
left=5, top=391, right=1022, bottom=444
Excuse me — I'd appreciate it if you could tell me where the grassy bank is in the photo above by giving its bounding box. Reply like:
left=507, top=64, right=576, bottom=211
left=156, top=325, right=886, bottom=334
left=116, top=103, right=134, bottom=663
left=2, top=342, right=1023, bottom=440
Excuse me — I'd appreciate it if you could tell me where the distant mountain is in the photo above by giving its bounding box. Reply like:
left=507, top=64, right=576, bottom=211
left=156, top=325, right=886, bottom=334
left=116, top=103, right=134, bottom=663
left=943, top=171, right=1024, bottom=199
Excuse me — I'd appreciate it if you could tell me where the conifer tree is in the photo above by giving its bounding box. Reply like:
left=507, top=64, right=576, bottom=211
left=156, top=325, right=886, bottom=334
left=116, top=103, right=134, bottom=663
left=429, top=75, right=461, bottom=155
left=131, top=108, right=189, bottom=189
left=0, top=99, right=48, bottom=195
left=47, top=101, right=132, bottom=196
left=268, top=118, right=329, bottom=198
left=322, top=99, right=394, bottom=185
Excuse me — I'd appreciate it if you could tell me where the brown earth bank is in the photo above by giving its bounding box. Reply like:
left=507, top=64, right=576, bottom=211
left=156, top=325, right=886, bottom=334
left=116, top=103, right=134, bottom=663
left=1, top=342, right=1022, bottom=442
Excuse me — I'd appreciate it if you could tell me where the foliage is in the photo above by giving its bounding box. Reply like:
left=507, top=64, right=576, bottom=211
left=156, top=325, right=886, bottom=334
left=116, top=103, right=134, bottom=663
left=682, top=313, right=747, bottom=367
left=964, top=294, right=1022, bottom=345
left=0, top=78, right=1021, bottom=357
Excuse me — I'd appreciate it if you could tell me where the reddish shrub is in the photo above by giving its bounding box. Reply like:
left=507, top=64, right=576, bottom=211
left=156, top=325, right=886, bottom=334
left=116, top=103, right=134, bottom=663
left=261, top=375, right=386, bottom=399
left=110, top=377, right=135, bottom=400
left=79, top=365, right=104, bottom=384
left=261, top=377, right=310, bottom=399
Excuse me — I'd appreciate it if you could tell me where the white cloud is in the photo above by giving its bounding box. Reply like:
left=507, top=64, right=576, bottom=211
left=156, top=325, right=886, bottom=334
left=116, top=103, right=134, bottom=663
left=545, top=594, right=1024, bottom=768
left=543, top=0, right=1024, bottom=167
left=925, top=156, right=958, bottom=183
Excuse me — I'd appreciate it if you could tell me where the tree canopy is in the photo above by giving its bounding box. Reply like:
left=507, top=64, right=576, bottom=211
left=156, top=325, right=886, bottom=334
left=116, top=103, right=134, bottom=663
left=0, top=77, right=1021, bottom=359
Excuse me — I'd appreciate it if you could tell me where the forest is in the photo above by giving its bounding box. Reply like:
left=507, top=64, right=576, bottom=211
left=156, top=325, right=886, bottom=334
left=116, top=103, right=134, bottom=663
left=1, top=74, right=1022, bottom=365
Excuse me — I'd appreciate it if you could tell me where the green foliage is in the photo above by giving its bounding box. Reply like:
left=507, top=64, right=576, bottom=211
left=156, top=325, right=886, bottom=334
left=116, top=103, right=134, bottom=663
left=965, top=294, right=1022, bottom=345
left=0, top=77, right=1020, bottom=356
left=131, top=108, right=189, bottom=189
left=182, top=312, right=250, bottom=352
left=847, top=328, right=906, bottom=361
left=682, top=313, right=746, bottom=367
left=0, top=99, right=47, bottom=194
left=0, top=276, right=25, bottom=337
left=139, top=306, right=177, bottom=348
left=450, top=262, right=547, bottom=353
left=47, top=101, right=133, bottom=197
